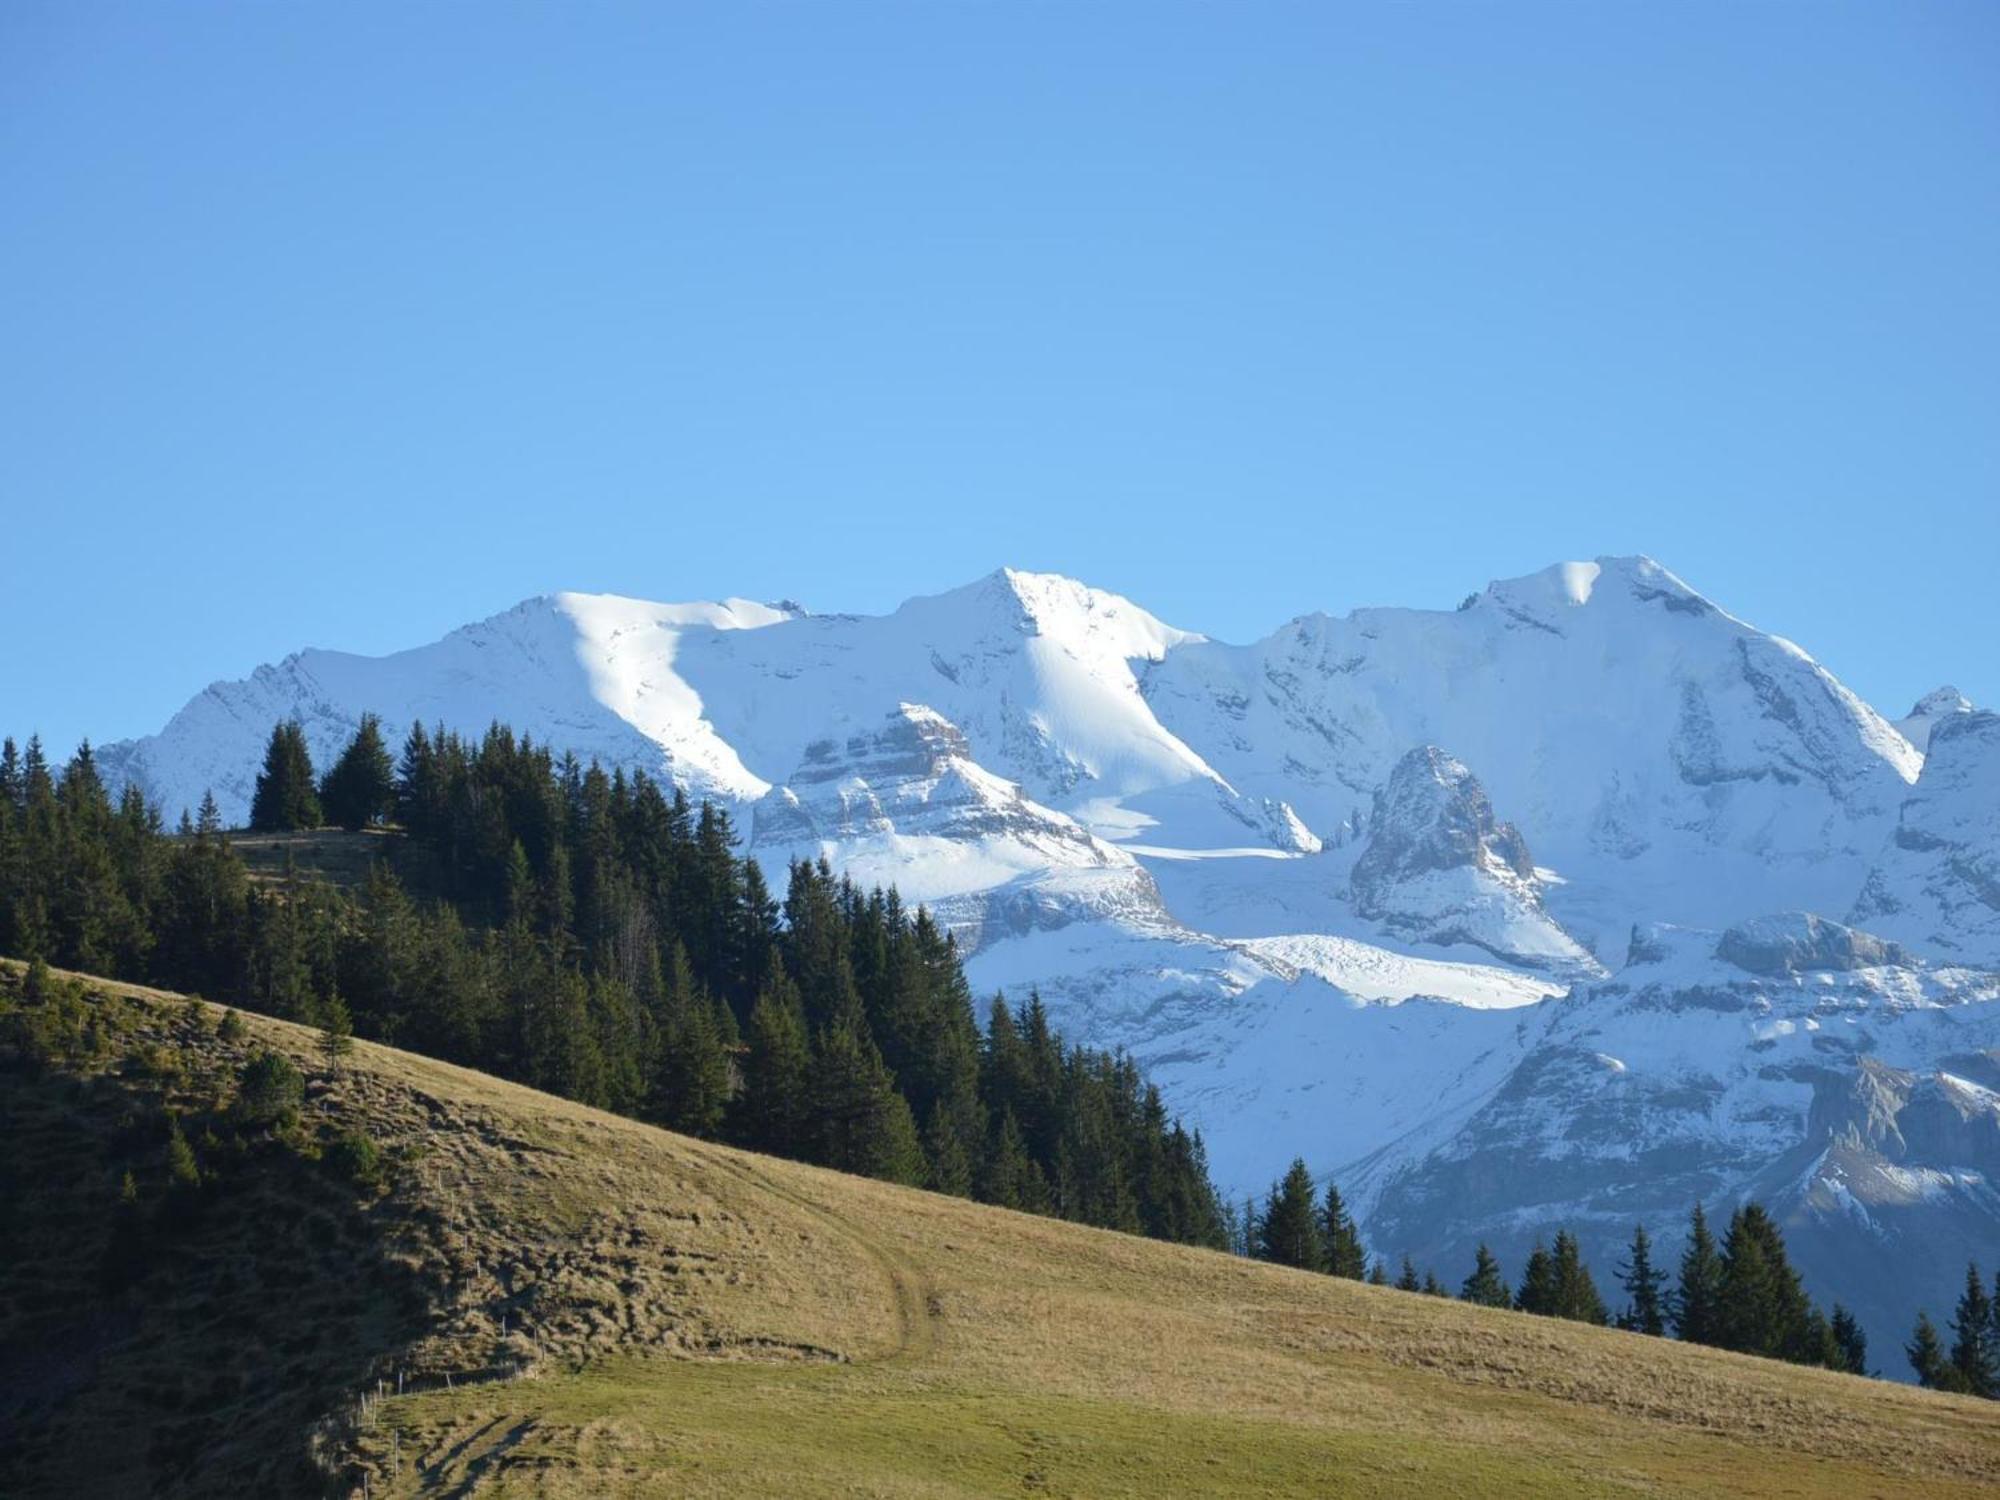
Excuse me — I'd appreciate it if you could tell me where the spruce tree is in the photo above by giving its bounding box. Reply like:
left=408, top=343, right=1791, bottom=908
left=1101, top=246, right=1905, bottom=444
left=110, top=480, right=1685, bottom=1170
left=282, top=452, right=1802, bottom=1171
left=1907, top=1310, right=1952, bottom=1390
left=923, top=1101, right=974, bottom=1197
left=1948, top=1261, right=1997, bottom=1398
left=734, top=962, right=809, bottom=1156
left=1320, top=1182, right=1368, bottom=1279
left=1257, top=1158, right=1324, bottom=1271
left=1367, top=1260, right=1389, bottom=1286
left=1617, top=1222, right=1667, bottom=1335
left=1515, top=1242, right=1558, bottom=1316
left=812, top=1001, right=925, bottom=1186
left=1716, top=1203, right=1811, bottom=1360
left=1460, top=1243, right=1510, bottom=1308
left=1828, top=1304, right=1868, bottom=1376
left=319, top=714, right=396, bottom=830
left=249, top=720, right=321, bottom=832
left=1550, top=1230, right=1608, bottom=1324
left=1671, top=1202, right=1724, bottom=1345
left=1394, top=1255, right=1421, bottom=1293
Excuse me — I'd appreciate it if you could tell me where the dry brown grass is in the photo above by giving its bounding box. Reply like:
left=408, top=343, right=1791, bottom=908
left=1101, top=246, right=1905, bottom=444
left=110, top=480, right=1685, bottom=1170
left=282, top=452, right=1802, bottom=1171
left=7, top=963, right=1998, bottom=1498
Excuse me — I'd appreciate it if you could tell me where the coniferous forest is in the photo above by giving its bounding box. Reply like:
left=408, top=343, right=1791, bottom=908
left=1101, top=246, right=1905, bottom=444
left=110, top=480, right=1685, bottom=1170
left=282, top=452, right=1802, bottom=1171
left=4, top=717, right=1997, bottom=1392
left=0, top=721, right=1228, bottom=1249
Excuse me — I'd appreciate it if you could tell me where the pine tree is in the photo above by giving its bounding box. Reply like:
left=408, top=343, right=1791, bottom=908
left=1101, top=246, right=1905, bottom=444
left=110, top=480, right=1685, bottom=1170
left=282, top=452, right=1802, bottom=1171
left=1460, top=1243, right=1510, bottom=1308
left=1393, top=1255, right=1421, bottom=1293
left=923, top=1101, right=974, bottom=1197
left=1947, top=1261, right=1997, bottom=1398
left=249, top=720, right=322, bottom=831
left=1617, top=1222, right=1667, bottom=1336
left=1367, top=1260, right=1389, bottom=1286
left=734, top=962, right=810, bottom=1157
left=1907, top=1310, right=1952, bottom=1390
left=1549, top=1230, right=1609, bottom=1324
left=314, top=988, right=354, bottom=1076
left=319, top=714, right=396, bottom=830
left=1829, top=1304, right=1868, bottom=1376
left=1515, top=1242, right=1556, bottom=1315
left=1672, top=1202, right=1724, bottom=1345
left=1716, top=1203, right=1811, bottom=1360
left=812, top=1001, right=925, bottom=1185
left=650, top=946, right=730, bottom=1137
left=1256, top=1158, right=1324, bottom=1271
left=1320, top=1182, right=1368, bottom=1279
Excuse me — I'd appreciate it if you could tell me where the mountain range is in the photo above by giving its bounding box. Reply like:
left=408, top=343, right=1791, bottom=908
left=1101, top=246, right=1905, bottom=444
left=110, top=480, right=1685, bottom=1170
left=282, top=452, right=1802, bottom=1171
left=97, top=556, right=1999, bottom=1360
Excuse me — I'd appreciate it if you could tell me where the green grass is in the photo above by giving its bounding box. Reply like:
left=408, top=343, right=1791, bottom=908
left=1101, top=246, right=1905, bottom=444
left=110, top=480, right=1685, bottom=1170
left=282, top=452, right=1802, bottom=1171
left=6, top=961, right=1999, bottom=1499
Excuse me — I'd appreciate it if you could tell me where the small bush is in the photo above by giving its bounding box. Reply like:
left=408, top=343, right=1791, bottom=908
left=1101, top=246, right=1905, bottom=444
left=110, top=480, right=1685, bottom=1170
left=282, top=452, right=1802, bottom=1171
left=322, top=1128, right=384, bottom=1191
left=217, top=1009, right=248, bottom=1044
left=233, top=1049, right=304, bottom=1129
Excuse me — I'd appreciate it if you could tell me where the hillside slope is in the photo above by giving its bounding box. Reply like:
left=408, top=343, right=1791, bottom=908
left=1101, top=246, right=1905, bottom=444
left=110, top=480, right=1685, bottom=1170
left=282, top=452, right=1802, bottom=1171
left=2, top=965, right=1996, bottom=1498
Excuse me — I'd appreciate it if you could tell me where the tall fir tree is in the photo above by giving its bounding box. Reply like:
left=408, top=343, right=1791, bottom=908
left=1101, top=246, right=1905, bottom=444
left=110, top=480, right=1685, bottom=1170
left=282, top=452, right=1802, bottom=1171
left=249, top=720, right=322, bottom=832
left=1907, top=1310, right=1951, bottom=1390
left=1828, top=1304, right=1868, bottom=1377
left=1256, top=1158, right=1324, bottom=1271
left=319, top=713, right=396, bottom=830
left=1617, top=1223, right=1668, bottom=1336
left=1947, top=1261, right=1997, bottom=1398
left=1460, top=1243, right=1510, bottom=1308
left=1671, top=1202, right=1724, bottom=1345
left=1321, top=1182, right=1368, bottom=1280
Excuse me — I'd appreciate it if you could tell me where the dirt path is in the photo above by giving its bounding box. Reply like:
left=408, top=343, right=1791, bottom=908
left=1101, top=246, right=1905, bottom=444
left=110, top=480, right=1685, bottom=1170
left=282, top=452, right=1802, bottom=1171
left=701, top=1148, right=940, bottom=1367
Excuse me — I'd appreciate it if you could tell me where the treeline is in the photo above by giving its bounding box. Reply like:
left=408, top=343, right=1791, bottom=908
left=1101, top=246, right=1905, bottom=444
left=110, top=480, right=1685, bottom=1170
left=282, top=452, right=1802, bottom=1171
left=1906, top=1264, right=2000, bottom=1398
left=1238, top=1159, right=1871, bottom=1376
left=0, top=721, right=1227, bottom=1250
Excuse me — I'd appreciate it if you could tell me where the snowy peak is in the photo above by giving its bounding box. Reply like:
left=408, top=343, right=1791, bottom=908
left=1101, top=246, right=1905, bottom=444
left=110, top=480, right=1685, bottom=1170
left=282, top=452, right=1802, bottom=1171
left=1894, top=685, right=1975, bottom=753
left=1851, top=709, right=2000, bottom=967
left=1348, top=746, right=1599, bottom=975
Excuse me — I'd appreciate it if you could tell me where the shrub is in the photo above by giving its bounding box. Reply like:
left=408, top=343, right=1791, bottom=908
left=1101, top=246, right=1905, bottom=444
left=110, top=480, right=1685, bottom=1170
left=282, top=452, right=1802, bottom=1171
left=322, top=1128, right=384, bottom=1191
left=233, top=1049, right=304, bottom=1129
left=217, top=1009, right=248, bottom=1044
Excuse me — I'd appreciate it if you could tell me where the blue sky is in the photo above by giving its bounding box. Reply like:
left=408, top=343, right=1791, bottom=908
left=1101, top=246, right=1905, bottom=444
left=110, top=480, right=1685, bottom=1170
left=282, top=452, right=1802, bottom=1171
left=4, top=2, right=1995, bottom=757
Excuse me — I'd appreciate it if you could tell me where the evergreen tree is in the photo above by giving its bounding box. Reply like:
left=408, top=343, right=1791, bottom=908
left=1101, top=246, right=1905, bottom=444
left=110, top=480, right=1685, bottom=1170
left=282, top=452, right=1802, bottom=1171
left=1395, top=1255, right=1422, bottom=1293
left=812, top=1001, right=925, bottom=1185
left=1948, top=1261, right=1997, bottom=1399
left=649, top=944, right=730, bottom=1137
left=734, top=962, right=810, bottom=1157
left=923, top=1101, right=974, bottom=1197
left=1256, top=1158, right=1324, bottom=1271
left=314, top=988, right=354, bottom=1076
left=1550, top=1230, right=1609, bottom=1325
left=1716, top=1203, right=1812, bottom=1360
left=1829, top=1304, right=1868, bottom=1376
left=1617, top=1222, right=1668, bottom=1336
left=249, top=720, right=321, bottom=831
left=319, top=714, right=396, bottom=830
left=1421, top=1270, right=1448, bottom=1297
left=1671, top=1202, right=1724, bottom=1345
left=1907, top=1310, right=1952, bottom=1390
left=1320, top=1181, right=1368, bottom=1279
left=1367, top=1260, right=1389, bottom=1287
left=1460, top=1243, right=1510, bottom=1308
left=1515, top=1241, right=1558, bottom=1316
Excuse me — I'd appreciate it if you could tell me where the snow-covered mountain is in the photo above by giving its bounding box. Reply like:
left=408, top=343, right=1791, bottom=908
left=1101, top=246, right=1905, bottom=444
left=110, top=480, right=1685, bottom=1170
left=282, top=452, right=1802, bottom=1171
left=1851, top=709, right=2000, bottom=969
left=98, top=556, right=1999, bottom=1360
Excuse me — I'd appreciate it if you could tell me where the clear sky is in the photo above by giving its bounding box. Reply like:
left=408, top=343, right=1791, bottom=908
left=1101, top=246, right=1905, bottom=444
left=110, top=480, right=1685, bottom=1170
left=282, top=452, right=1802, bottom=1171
left=4, top=2, right=1995, bottom=758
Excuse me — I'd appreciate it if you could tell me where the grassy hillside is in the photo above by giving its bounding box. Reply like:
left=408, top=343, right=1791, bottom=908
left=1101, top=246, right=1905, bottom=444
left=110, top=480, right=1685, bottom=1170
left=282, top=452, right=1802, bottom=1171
left=2, top=963, right=1996, bottom=1498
